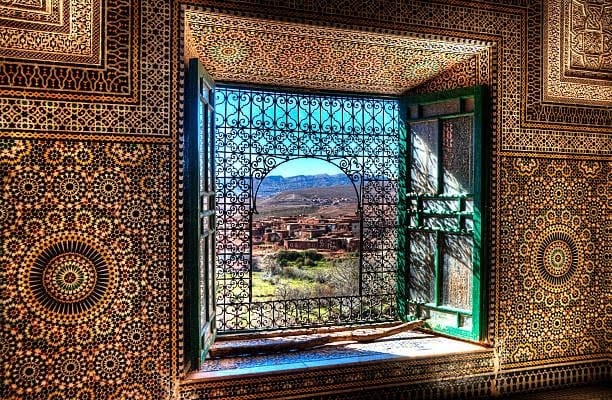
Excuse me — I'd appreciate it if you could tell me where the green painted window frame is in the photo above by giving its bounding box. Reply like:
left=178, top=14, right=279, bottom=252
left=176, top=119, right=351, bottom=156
left=184, top=58, right=217, bottom=369
left=183, top=78, right=488, bottom=370
left=397, top=86, right=489, bottom=342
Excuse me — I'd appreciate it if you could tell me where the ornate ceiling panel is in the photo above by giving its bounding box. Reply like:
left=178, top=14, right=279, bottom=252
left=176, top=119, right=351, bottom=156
left=185, top=11, right=488, bottom=95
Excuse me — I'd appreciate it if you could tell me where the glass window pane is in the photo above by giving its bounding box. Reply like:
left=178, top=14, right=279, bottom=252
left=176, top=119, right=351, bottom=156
left=201, top=215, right=209, bottom=232
left=441, top=234, right=472, bottom=310
left=423, top=199, right=456, bottom=213
left=459, top=314, right=472, bottom=329
left=464, top=217, right=474, bottom=232
left=199, top=104, right=206, bottom=193
left=207, top=235, right=215, bottom=319
left=208, top=108, right=215, bottom=192
left=409, top=104, right=419, bottom=119
left=423, top=216, right=457, bottom=231
left=421, top=99, right=460, bottom=117
left=200, top=237, right=208, bottom=327
left=465, top=198, right=474, bottom=212
left=462, top=97, right=475, bottom=113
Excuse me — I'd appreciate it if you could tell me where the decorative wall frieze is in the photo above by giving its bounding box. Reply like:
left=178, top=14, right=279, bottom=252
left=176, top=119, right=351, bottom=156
left=543, top=0, right=612, bottom=106
left=0, top=0, right=173, bottom=138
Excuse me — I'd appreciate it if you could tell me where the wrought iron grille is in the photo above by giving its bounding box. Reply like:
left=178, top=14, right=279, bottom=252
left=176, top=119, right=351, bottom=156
left=214, top=86, right=400, bottom=332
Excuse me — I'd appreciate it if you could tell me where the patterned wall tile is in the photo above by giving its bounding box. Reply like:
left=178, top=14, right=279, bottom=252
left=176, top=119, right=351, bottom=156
left=525, top=0, right=611, bottom=130
left=410, top=53, right=490, bottom=95
left=180, top=352, right=495, bottom=399
left=0, top=0, right=138, bottom=102
left=0, top=0, right=69, bottom=33
left=0, top=0, right=610, bottom=399
left=565, top=0, right=612, bottom=77
left=0, top=139, right=172, bottom=399
left=177, top=0, right=610, bottom=386
left=193, top=0, right=610, bottom=142
left=495, top=155, right=610, bottom=368
left=179, top=356, right=610, bottom=399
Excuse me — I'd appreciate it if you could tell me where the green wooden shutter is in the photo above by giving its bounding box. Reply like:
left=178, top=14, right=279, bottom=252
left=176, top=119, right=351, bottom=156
left=398, top=86, right=488, bottom=342
left=184, top=58, right=217, bottom=368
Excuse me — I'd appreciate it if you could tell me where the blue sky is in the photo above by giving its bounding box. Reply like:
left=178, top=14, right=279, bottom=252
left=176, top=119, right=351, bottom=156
left=269, top=158, right=344, bottom=177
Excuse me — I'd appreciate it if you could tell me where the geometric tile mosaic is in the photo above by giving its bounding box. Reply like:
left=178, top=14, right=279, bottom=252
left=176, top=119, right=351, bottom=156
left=0, top=0, right=140, bottom=103
left=0, top=0, right=173, bottom=137
left=495, top=156, right=610, bottom=369
left=410, top=53, right=491, bottom=95
left=180, top=350, right=496, bottom=399
left=186, top=11, right=489, bottom=95
left=0, top=139, right=172, bottom=399
left=0, top=0, right=70, bottom=34
left=0, top=0, right=610, bottom=398
left=0, top=0, right=100, bottom=64
left=180, top=353, right=610, bottom=399
left=565, top=0, right=612, bottom=77
left=187, top=1, right=610, bottom=154
left=526, top=0, right=611, bottom=129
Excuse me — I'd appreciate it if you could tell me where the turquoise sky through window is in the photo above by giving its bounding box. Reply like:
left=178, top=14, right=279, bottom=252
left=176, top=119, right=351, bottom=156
left=215, top=86, right=401, bottom=183
left=269, top=158, right=345, bottom=177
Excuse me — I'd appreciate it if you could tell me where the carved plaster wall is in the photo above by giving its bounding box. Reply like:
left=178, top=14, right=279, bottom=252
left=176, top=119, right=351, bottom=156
left=543, top=0, right=611, bottom=106
left=0, top=0, right=609, bottom=399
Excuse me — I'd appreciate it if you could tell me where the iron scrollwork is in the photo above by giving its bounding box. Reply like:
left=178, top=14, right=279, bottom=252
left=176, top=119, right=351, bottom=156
left=215, top=86, right=400, bottom=331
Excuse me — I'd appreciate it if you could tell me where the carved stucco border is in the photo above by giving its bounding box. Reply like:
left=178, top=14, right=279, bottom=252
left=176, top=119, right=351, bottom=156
left=543, top=0, right=611, bottom=106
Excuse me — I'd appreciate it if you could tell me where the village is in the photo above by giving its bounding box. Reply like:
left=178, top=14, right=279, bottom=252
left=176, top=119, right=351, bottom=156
left=252, top=214, right=361, bottom=254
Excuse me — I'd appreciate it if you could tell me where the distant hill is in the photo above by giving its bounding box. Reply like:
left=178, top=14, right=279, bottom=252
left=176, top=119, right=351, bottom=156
left=255, top=174, right=353, bottom=198
left=258, top=184, right=357, bottom=203
left=255, top=184, right=358, bottom=219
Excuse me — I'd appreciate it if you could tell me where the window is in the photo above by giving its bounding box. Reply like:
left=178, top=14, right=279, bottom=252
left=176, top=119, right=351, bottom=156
left=184, top=59, right=217, bottom=368
left=184, top=58, right=488, bottom=366
left=214, top=85, right=400, bottom=332
left=398, top=87, right=488, bottom=341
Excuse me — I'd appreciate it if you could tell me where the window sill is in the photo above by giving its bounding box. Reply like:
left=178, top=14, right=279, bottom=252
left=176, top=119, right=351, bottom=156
left=184, top=328, right=492, bottom=381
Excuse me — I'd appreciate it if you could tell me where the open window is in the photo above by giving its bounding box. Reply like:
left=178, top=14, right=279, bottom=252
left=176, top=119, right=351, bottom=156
left=184, top=61, right=488, bottom=366
left=398, top=86, right=488, bottom=341
left=184, top=58, right=217, bottom=368
left=213, top=85, right=399, bottom=332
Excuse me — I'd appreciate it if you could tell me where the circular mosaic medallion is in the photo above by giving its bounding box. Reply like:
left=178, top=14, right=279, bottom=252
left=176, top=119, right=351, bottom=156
left=43, top=253, right=97, bottom=303
left=20, top=233, right=118, bottom=325
left=533, top=225, right=583, bottom=293
left=211, top=40, right=247, bottom=64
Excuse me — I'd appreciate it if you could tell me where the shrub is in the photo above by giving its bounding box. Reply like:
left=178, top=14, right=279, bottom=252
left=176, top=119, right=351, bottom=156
left=304, top=250, right=323, bottom=261
left=314, top=271, right=328, bottom=284
left=283, top=266, right=308, bottom=280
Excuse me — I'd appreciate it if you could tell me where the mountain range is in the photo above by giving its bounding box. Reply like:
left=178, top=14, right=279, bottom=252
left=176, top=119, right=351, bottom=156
left=255, top=173, right=352, bottom=198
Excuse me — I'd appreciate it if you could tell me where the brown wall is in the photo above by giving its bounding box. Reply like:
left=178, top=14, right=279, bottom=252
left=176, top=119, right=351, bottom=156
left=0, top=0, right=609, bottom=399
